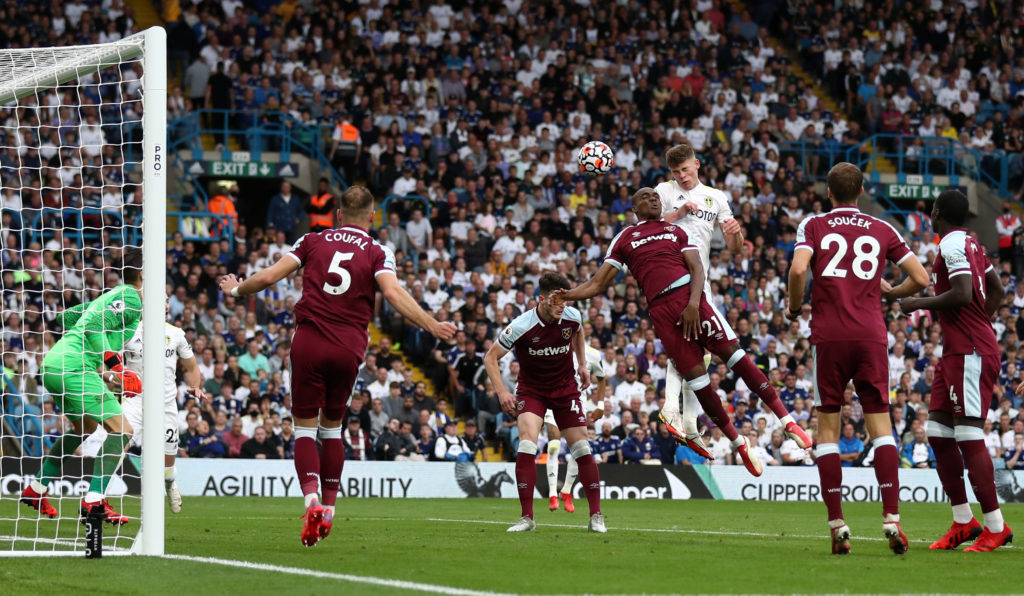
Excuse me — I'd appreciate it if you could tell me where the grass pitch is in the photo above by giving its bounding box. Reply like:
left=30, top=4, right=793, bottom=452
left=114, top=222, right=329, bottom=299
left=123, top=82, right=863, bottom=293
left=1, top=497, right=1020, bottom=594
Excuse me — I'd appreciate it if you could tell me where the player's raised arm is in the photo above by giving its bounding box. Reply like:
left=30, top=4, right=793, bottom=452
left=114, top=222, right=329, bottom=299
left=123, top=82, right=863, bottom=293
left=219, top=254, right=300, bottom=297
left=483, top=342, right=515, bottom=417
left=555, top=262, right=618, bottom=302
left=179, top=354, right=209, bottom=402
left=377, top=272, right=456, bottom=340
left=679, top=248, right=704, bottom=339
left=901, top=269, right=971, bottom=313
left=721, top=217, right=744, bottom=254
left=881, top=254, right=930, bottom=300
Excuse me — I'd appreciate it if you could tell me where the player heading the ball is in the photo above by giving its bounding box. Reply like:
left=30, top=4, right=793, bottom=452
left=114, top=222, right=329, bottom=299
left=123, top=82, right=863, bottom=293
left=219, top=186, right=456, bottom=547
left=554, top=187, right=764, bottom=477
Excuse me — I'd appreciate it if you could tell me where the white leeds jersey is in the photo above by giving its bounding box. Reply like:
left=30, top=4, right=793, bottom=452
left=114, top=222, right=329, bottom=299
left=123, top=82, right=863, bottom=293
left=654, top=181, right=734, bottom=286
left=575, top=345, right=606, bottom=397
left=124, top=322, right=194, bottom=404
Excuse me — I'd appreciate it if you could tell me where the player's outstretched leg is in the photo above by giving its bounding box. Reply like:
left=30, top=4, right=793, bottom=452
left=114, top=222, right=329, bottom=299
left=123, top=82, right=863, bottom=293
left=318, top=424, right=344, bottom=540
left=559, top=456, right=578, bottom=513
left=957, top=425, right=1013, bottom=552
left=926, top=420, right=980, bottom=549
left=21, top=434, right=82, bottom=518
left=814, top=443, right=849, bottom=554
left=546, top=440, right=560, bottom=511
left=726, top=351, right=810, bottom=448
left=568, top=440, right=604, bottom=533
left=509, top=440, right=538, bottom=532
left=688, top=372, right=761, bottom=475
left=82, top=432, right=131, bottom=525
left=294, top=425, right=324, bottom=546
left=870, top=435, right=907, bottom=553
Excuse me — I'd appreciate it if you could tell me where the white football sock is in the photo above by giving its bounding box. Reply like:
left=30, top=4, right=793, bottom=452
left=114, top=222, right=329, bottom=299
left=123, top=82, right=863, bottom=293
left=682, top=387, right=700, bottom=435
left=324, top=505, right=335, bottom=515
left=663, top=360, right=682, bottom=416
left=952, top=503, right=974, bottom=525
left=30, top=479, right=48, bottom=494
left=546, top=441, right=560, bottom=498
left=561, top=455, right=579, bottom=495
left=780, top=414, right=795, bottom=426
left=304, top=493, right=319, bottom=508
left=84, top=491, right=103, bottom=505
left=983, top=509, right=1005, bottom=533
left=164, top=466, right=177, bottom=483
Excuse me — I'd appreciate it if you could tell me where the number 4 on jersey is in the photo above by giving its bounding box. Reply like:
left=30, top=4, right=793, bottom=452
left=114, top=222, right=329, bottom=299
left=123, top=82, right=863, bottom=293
left=323, top=251, right=353, bottom=295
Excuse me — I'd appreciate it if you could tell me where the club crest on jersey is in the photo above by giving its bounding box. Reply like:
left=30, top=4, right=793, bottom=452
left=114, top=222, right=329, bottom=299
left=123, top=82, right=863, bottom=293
left=664, top=225, right=676, bottom=232
left=561, top=328, right=572, bottom=339
left=516, top=400, right=525, bottom=412
left=705, top=197, right=714, bottom=207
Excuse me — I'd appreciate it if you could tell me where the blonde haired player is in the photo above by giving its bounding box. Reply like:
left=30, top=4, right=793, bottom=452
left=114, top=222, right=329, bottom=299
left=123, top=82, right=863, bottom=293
left=655, top=144, right=811, bottom=455
left=121, top=318, right=206, bottom=513
left=546, top=344, right=606, bottom=513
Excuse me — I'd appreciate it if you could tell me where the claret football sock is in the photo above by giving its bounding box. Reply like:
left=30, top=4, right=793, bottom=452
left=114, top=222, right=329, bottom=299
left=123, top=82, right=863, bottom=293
left=928, top=423, right=968, bottom=507
left=814, top=444, right=844, bottom=522
left=294, top=426, right=321, bottom=501
left=319, top=425, right=344, bottom=508
left=871, top=436, right=900, bottom=517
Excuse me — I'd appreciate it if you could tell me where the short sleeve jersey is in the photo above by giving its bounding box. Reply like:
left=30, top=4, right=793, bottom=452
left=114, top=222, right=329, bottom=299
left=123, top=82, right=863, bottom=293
left=288, top=226, right=396, bottom=340
left=933, top=229, right=999, bottom=356
left=497, top=306, right=583, bottom=396
left=605, top=219, right=699, bottom=300
left=654, top=181, right=734, bottom=281
left=124, top=322, right=194, bottom=402
left=794, top=207, right=913, bottom=345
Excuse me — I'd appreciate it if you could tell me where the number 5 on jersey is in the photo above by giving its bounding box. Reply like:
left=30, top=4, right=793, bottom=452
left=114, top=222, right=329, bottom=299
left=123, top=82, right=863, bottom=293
left=323, top=251, right=353, bottom=295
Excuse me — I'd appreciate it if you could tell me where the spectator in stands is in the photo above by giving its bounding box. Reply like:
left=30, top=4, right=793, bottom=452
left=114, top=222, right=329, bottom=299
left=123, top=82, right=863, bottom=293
left=188, top=419, right=227, bottom=458
left=240, top=426, right=281, bottom=459
left=343, top=415, right=373, bottom=461
left=900, top=427, right=936, bottom=469
left=266, top=181, right=305, bottom=243
left=461, top=419, right=487, bottom=462
left=221, top=417, right=249, bottom=458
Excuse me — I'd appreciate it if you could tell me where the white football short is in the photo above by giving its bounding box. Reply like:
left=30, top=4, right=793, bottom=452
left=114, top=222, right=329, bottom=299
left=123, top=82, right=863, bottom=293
left=122, top=394, right=180, bottom=455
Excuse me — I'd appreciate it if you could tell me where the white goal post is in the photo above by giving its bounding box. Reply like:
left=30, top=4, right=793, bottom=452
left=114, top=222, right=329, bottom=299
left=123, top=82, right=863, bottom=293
left=0, top=27, right=165, bottom=556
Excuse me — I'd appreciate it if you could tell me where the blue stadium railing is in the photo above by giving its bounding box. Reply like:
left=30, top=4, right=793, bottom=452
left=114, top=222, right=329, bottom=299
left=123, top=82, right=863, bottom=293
left=168, top=109, right=349, bottom=208
left=848, top=134, right=1012, bottom=198
left=373, top=195, right=431, bottom=269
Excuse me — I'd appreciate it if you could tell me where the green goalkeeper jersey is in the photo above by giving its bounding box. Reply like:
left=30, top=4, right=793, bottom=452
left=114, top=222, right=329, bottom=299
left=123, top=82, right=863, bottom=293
left=45, top=284, right=143, bottom=372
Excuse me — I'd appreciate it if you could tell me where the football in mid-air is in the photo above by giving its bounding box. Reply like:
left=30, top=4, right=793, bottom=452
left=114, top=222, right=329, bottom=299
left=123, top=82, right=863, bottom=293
left=577, top=141, right=615, bottom=175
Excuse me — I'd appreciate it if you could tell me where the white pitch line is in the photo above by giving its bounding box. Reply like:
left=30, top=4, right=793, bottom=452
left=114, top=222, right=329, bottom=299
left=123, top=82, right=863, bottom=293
left=163, top=554, right=518, bottom=596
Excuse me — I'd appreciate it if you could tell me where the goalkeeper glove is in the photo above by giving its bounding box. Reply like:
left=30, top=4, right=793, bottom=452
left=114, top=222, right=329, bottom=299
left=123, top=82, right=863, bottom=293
left=103, top=351, right=142, bottom=396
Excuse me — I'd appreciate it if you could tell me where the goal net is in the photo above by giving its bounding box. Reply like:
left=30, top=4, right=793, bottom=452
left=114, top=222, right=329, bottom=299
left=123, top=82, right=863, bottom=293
left=0, top=28, right=166, bottom=556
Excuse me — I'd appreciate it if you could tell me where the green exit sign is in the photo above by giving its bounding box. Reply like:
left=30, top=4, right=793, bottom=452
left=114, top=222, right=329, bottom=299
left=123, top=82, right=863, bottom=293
left=188, top=160, right=299, bottom=178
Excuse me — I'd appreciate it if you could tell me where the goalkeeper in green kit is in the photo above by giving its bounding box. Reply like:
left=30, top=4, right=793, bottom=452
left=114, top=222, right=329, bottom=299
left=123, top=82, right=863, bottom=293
left=20, top=248, right=143, bottom=525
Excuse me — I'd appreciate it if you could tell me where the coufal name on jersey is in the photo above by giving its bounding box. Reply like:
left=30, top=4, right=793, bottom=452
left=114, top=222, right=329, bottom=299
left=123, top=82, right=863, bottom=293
left=828, top=216, right=872, bottom=229
left=630, top=232, right=679, bottom=249
left=527, top=344, right=572, bottom=357
left=322, top=231, right=369, bottom=249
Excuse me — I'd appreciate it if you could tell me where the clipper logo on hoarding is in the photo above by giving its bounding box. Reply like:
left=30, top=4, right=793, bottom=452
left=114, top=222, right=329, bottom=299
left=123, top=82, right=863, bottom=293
left=535, top=465, right=709, bottom=500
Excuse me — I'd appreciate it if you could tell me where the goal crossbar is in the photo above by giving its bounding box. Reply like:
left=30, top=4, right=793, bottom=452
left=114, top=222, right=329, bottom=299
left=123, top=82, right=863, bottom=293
left=0, top=32, right=148, bottom=104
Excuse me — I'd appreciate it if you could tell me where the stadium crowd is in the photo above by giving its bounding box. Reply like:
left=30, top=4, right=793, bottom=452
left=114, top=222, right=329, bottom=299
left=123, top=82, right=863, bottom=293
left=2, top=0, right=1024, bottom=473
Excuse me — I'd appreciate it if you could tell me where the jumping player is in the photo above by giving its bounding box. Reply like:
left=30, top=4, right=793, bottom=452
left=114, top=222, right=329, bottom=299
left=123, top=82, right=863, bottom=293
left=656, top=143, right=810, bottom=455
left=483, top=272, right=605, bottom=533
left=900, top=189, right=1013, bottom=552
left=547, top=343, right=606, bottom=513
left=554, top=187, right=763, bottom=477
left=219, top=186, right=456, bottom=547
left=787, top=162, right=929, bottom=555
left=20, top=249, right=144, bottom=525
left=122, top=318, right=206, bottom=513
